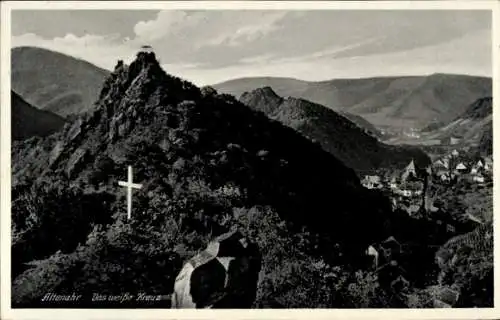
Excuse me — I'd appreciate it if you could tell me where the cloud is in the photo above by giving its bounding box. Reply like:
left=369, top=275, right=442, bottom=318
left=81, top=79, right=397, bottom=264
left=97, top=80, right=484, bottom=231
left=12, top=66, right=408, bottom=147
left=188, top=28, right=492, bottom=86
left=12, top=33, right=137, bottom=70
left=133, top=11, right=200, bottom=42
left=129, top=10, right=292, bottom=66
left=11, top=10, right=492, bottom=86
left=200, top=11, right=288, bottom=48
left=133, top=10, right=287, bottom=48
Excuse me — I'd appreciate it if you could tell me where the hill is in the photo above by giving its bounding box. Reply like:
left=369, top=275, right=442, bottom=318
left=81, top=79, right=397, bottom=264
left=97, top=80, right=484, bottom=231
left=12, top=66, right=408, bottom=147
left=240, top=87, right=430, bottom=174
left=440, top=97, right=492, bottom=150
left=392, top=97, right=492, bottom=155
left=12, top=51, right=405, bottom=307
left=11, top=90, right=67, bottom=141
left=11, top=46, right=110, bottom=118
left=214, top=74, right=491, bottom=129
left=338, top=111, right=382, bottom=139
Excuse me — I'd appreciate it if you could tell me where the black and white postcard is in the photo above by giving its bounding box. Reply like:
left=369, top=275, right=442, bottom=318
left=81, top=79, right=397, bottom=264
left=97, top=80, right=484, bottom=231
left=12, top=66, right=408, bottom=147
left=1, top=1, right=499, bottom=319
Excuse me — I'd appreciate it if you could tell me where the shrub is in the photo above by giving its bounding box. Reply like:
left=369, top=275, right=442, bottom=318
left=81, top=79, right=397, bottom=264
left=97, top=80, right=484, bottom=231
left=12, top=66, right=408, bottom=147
left=11, top=177, right=114, bottom=279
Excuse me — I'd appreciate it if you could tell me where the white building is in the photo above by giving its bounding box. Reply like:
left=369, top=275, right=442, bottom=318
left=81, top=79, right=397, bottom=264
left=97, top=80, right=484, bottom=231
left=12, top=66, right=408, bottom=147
left=450, top=137, right=460, bottom=145
left=455, top=163, right=467, bottom=172
left=473, top=175, right=485, bottom=183
left=362, top=175, right=382, bottom=189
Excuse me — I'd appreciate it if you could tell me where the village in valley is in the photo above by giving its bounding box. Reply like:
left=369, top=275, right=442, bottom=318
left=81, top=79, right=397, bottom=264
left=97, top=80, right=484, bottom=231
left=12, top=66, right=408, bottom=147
left=362, top=149, right=492, bottom=218
left=360, top=148, right=492, bottom=307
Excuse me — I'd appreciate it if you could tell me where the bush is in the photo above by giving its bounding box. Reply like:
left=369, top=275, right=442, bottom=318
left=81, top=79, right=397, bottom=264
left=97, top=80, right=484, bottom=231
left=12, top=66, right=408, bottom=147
left=11, top=177, right=114, bottom=279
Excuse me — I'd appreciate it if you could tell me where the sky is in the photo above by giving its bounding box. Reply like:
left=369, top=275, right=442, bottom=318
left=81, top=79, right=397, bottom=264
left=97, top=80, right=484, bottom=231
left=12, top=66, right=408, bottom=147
left=11, top=9, right=492, bottom=86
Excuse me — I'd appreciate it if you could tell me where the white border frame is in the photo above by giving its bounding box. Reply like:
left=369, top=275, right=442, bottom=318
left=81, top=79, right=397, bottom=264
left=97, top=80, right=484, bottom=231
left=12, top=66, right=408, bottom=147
left=1, top=1, right=499, bottom=319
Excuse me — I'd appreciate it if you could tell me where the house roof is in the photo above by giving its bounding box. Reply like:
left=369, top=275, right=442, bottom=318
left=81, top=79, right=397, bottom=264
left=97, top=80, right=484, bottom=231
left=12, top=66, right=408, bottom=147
left=456, top=163, right=467, bottom=170
left=382, top=236, right=401, bottom=246
left=405, top=160, right=416, bottom=172
left=408, top=205, right=420, bottom=213
left=363, top=175, right=381, bottom=183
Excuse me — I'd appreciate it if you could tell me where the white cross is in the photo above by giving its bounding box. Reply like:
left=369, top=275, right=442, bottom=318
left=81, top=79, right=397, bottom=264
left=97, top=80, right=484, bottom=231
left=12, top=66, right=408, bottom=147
left=118, top=166, right=143, bottom=220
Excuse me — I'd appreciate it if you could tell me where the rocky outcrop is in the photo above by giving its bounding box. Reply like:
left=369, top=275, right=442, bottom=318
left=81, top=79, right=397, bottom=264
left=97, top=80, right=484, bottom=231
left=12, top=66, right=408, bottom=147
left=12, top=49, right=395, bottom=265
left=240, top=87, right=431, bottom=174
left=172, top=230, right=261, bottom=308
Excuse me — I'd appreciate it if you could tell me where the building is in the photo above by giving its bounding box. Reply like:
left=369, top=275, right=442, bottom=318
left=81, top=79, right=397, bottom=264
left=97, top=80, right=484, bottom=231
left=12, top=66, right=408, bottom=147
left=484, top=157, right=493, bottom=171
left=399, top=189, right=413, bottom=197
left=450, top=137, right=460, bottom=145
left=381, top=236, right=402, bottom=257
left=442, top=159, right=449, bottom=169
left=440, top=173, right=450, bottom=182
left=399, top=179, right=423, bottom=197
left=473, top=174, right=485, bottom=183
left=455, top=162, right=467, bottom=173
left=470, top=160, right=485, bottom=175
left=446, top=224, right=456, bottom=233
left=362, top=175, right=382, bottom=189
left=476, top=160, right=484, bottom=168
left=425, top=198, right=439, bottom=213
left=389, top=177, right=398, bottom=190
left=401, top=160, right=417, bottom=182
left=365, top=245, right=379, bottom=268
left=434, top=159, right=445, bottom=168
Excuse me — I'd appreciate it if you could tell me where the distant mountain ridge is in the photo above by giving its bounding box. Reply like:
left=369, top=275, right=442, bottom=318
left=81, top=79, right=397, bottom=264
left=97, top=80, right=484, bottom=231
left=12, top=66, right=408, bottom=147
left=11, top=90, right=67, bottom=141
left=240, top=86, right=430, bottom=174
left=399, top=97, right=492, bottom=156
left=214, top=74, right=491, bottom=129
left=11, top=46, right=110, bottom=118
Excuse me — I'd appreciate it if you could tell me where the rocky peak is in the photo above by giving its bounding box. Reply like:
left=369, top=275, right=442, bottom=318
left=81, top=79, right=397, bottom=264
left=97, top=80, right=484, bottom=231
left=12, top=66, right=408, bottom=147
left=240, top=86, right=283, bottom=114
left=97, top=52, right=168, bottom=111
left=241, top=86, right=281, bottom=101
